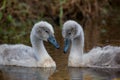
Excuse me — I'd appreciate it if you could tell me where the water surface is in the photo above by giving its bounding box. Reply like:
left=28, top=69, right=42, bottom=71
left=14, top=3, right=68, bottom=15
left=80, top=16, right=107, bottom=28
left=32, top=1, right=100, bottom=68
left=0, top=65, right=120, bottom=80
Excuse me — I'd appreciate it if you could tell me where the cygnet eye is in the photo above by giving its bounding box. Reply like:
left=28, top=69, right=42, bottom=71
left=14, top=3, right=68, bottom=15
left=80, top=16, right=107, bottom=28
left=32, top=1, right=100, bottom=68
left=68, top=32, right=71, bottom=35
left=45, top=30, right=49, bottom=33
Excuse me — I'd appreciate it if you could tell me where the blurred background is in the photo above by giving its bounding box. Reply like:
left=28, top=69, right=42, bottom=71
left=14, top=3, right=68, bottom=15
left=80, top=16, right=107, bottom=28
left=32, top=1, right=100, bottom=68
left=0, top=0, right=120, bottom=51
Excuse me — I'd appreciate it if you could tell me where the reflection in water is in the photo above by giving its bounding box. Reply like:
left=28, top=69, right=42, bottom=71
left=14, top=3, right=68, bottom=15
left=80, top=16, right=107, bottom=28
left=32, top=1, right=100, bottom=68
left=0, top=66, right=56, bottom=80
left=68, top=68, right=83, bottom=80
left=68, top=67, right=120, bottom=80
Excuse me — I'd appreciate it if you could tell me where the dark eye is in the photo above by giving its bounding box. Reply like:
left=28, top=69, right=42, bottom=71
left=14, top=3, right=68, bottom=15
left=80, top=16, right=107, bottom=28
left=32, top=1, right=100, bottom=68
left=45, top=30, right=48, bottom=33
left=68, top=32, right=71, bottom=35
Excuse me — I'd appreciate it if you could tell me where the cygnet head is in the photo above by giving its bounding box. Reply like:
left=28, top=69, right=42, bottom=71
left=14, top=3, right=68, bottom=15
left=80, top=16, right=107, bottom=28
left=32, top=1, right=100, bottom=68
left=62, top=20, right=84, bottom=53
left=31, top=21, right=60, bottom=49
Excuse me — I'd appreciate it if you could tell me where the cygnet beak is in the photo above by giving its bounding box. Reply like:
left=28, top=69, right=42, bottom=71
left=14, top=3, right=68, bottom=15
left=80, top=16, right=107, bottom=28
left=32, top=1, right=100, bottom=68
left=63, top=38, right=71, bottom=53
left=48, top=35, right=60, bottom=49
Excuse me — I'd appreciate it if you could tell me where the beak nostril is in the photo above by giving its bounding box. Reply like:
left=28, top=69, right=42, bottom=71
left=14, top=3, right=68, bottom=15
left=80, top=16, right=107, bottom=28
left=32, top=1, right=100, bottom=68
left=53, top=39, right=55, bottom=42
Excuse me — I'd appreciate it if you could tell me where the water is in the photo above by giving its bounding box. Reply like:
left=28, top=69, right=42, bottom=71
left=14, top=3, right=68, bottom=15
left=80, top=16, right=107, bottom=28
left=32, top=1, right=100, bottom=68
left=0, top=66, right=56, bottom=80
left=0, top=66, right=120, bottom=80
left=68, top=68, right=120, bottom=80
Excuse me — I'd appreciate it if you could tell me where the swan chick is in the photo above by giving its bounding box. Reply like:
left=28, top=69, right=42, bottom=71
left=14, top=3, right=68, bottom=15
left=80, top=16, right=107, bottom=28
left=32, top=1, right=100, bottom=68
left=0, top=21, right=60, bottom=67
left=62, top=20, right=120, bottom=68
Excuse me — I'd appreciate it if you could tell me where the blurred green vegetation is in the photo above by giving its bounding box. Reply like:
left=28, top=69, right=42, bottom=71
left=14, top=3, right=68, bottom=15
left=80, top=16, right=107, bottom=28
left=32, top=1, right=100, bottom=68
left=0, top=0, right=50, bottom=44
left=0, top=0, right=120, bottom=48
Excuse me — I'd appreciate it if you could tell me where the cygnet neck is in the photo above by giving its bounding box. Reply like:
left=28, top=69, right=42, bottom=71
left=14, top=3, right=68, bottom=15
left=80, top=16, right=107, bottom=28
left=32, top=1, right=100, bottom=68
left=30, top=33, right=49, bottom=61
left=70, top=35, right=84, bottom=57
left=69, top=34, right=84, bottom=66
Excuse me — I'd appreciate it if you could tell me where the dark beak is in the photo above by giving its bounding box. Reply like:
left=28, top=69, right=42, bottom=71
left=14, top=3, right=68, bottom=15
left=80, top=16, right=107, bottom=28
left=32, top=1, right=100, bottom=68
left=64, top=38, right=71, bottom=53
left=48, top=35, right=60, bottom=49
